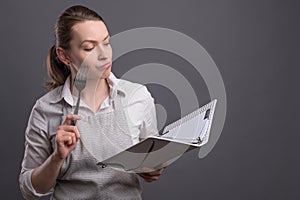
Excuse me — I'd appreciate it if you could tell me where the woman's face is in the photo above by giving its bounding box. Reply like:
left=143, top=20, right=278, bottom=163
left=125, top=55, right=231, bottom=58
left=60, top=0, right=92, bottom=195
left=68, top=20, right=112, bottom=79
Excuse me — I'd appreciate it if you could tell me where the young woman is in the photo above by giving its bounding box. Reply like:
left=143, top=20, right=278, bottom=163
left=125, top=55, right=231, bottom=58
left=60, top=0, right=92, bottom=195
left=19, top=5, right=163, bottom=199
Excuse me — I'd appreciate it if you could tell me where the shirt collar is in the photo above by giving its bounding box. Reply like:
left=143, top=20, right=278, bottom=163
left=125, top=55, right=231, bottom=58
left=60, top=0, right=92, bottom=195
left=49, top=72, right=126, bottom=105
left=107, top=72, right=126, bottom=99
left=61, top=76, right=73, bottom=105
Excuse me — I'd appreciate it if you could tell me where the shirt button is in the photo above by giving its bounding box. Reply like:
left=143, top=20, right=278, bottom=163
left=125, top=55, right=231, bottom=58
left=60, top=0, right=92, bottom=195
left=99, top=163, right=107, bottom=168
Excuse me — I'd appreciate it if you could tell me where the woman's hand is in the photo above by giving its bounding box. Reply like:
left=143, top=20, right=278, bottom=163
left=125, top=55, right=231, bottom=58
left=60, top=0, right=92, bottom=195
left=31, top=114, right=82, bottom=194
left=53, top=114, right=81, bottom=161
left=137, top=167, right=165, bottom=183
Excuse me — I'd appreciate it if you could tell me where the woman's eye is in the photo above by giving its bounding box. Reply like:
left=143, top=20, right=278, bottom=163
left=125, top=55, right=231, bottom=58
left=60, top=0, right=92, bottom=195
left=104, top=42, right=110, bottom=46
left=83, top=47, right=94, bottom=51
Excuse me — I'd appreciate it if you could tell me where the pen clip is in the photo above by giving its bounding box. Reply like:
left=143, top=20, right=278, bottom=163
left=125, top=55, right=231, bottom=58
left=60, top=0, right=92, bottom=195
left=160, top=130, right=169, bottom=136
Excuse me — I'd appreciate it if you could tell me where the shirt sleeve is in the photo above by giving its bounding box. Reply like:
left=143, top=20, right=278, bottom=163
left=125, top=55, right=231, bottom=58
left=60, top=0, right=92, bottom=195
left=135, top=86, right=158, bottom=139
left=19, top=100, right=54, bottom=199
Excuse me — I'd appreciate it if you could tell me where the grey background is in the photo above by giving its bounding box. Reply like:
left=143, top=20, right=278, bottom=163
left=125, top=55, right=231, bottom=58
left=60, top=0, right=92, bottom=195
left=1, top=0, right=299, bottom=199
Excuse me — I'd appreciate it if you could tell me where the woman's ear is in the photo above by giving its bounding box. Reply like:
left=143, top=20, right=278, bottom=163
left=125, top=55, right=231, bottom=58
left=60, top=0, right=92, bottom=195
left=56, top=47, right=71, bottom=66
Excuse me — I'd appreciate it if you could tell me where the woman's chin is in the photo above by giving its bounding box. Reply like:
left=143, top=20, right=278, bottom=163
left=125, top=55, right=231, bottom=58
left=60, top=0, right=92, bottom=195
left=100, top=69, right=111, bottom=79
left=89, top=66, right=111, bottom=80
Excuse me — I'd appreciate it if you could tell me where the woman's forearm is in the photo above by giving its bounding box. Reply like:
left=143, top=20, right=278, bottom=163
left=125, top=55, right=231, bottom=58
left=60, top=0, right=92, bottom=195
left=31, top=153, right=64, bottom=194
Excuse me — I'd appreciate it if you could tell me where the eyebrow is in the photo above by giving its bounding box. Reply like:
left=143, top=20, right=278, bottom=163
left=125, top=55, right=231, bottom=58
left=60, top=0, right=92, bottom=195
left=80, top=34, right=110, bottom=46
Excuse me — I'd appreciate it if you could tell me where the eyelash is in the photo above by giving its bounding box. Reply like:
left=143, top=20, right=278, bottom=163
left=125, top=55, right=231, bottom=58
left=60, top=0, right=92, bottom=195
left=83, top=42, right=110, bottom=51
left=84, top=47, right=94, bottom=52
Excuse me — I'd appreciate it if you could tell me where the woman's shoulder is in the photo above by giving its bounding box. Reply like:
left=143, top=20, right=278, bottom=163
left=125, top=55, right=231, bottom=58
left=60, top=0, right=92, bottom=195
left=37, top=86, right=64, bottom=104
left=27, top=86, right=64, bottom=129
left=117, top=79, right=153, bottom=102
left=117, top=79, right=145, bottom=92
left=32, top=86, right=64, bottom=113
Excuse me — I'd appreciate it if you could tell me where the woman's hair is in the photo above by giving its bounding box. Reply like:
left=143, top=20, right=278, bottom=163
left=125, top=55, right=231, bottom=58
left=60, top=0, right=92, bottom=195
left=46, top=5, right=105, bottom=90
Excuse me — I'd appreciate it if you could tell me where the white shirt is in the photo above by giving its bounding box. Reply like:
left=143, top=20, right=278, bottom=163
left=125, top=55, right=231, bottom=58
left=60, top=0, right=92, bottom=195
left=19, top=72, right=158, bottom=199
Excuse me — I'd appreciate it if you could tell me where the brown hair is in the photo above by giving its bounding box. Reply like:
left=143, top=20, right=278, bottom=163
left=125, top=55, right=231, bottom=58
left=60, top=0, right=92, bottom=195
left=46, top=5, right=105, bottom=89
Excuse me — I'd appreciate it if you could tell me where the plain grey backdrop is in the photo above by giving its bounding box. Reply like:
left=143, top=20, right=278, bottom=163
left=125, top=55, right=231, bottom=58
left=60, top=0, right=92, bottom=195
left=1, top=0, right=299, bottom=199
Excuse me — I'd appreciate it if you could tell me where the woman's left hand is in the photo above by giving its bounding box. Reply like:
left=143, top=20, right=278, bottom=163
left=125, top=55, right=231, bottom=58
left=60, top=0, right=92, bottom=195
left=137, top=168, right=165, bottom=183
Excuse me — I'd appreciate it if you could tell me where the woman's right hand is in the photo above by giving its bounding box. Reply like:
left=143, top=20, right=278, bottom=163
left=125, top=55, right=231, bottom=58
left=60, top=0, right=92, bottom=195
left=53, top=114, right=81, bottom=161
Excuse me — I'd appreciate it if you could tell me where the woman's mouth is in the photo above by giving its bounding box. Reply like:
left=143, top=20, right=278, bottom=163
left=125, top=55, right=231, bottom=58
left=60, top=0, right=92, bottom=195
left=96, top=63, right=111, bottom=70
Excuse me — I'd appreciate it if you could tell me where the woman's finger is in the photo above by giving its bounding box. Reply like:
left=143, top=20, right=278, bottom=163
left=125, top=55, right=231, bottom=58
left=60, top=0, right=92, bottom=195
left=138, top=173, right=159, bottom=182
left=62, top=114, right=82, bottom=125
left=57, top=125, right=80, bottom=139
left=56, top=134, right=72, bottom=145
left=67, top=136, right=73, bottom=145
left=139, top=173, right=160, bottom=179
left=146, top=168, right=164, bottom=176
left=56, top=131, right=78, bottom=146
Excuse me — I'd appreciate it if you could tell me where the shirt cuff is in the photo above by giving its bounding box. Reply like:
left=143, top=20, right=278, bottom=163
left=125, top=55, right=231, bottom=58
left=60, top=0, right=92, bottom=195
left=22, top=169, right=53, bottom=198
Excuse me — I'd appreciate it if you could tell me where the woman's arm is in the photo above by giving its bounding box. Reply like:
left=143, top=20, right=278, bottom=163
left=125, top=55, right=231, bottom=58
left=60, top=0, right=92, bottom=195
left=134, top=86, right=166, bottom=182
left=31, top=114, right=81, bottom=193
left=30, top=153, right=64, bottom=194
left=19, top=103, right=81, bottom=199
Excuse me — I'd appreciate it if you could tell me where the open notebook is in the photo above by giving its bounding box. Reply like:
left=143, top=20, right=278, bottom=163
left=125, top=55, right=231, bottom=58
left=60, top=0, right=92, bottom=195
left=97, top=99, right=217, bottom=173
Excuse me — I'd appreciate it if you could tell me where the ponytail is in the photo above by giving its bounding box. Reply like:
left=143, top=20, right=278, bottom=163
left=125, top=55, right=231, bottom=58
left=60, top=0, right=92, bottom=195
left=45, top=45, right=70, bottom=90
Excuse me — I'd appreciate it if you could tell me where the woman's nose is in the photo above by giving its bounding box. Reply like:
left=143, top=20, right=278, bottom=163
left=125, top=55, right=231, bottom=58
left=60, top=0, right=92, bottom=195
left=96, top=45, right=108, bottom=60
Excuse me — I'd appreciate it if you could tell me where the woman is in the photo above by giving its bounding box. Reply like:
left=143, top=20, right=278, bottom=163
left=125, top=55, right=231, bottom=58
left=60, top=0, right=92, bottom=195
left=19, top=5, right=163, bottom=199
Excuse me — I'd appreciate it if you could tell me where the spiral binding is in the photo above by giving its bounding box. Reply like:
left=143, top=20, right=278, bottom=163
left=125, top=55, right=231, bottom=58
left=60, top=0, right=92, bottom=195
left=163, top=99, right=217, bottom=133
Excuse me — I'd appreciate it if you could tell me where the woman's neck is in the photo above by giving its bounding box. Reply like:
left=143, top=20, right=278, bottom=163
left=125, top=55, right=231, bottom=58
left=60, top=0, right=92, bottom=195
left=80, top=78, right=110, bottom=113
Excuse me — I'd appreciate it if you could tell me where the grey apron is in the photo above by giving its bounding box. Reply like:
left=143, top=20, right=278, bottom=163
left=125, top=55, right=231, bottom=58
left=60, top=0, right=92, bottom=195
left=51, top=93, right=142, bottom=200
